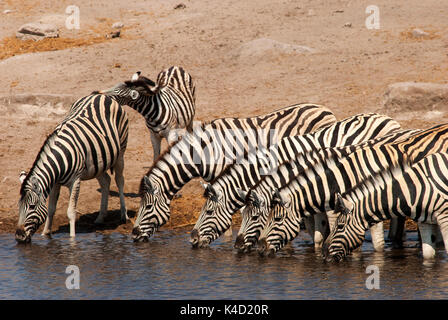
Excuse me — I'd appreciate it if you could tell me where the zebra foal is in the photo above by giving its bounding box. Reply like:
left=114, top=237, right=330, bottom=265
left=16, top=94, right=129, bottom=243
left=96, top=66, right=196, bottom=161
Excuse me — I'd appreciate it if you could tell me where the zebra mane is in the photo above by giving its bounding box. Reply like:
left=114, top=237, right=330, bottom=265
left=341, top=160, right=408, bottom=201
left=19, top=130, right=59, bottom=198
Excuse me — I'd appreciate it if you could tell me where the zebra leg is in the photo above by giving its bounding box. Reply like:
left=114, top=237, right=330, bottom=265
left=326, top=210, right=338, bottom=232
left=42, top=184, right=61, bottom=237
left=370, top=222, right=385, bottom=252
left=114, top=153, right=128, bottom=223
left=94, top=172, right=111, bottom=224
left=313, top=212, right=328, bottom=249
left=67, top=178, right=81, bottom=238
left=303, top=216, right=315, bottom=241
left=150, top=131, right=162, bottom=161
left=418, top=222, right=438, bottom=259
left=389, top=217, right=405, bottom=248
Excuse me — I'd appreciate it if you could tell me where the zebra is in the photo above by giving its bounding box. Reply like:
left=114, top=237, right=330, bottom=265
left=235, top=129, right=419, bottom=253
left=131, top=103, right=337, bottom=241
left=190, top=113, right=402, bottom=248
left=256, top=123, right=448, bottom=256
left=16, top=94, right=129, bottom=243
left=95, top=66, right=196, bottom=161
left=322, top=152, right=448, bottom=261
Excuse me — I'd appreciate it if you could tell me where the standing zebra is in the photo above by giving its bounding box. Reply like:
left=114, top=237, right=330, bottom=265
left=322, top=152, right=448, bottom=261
left=96, top=66, right=196, bottom=161
left=236, top=129, right=419, bottom=252
left=132, top=103, right=337, bottom=241
left=190, top=113, right=402, bottom=248
left=256, top=123, right=448, bottom=256
left=16, top=94, right=129, bottom=243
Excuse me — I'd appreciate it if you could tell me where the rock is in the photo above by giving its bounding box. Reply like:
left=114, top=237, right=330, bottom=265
left=3, top=9, right=13, bottom=14
left=382, top=82, right=448, bottom=114
left=307, top=9, right=316, bottom=16
left=235, top=38, right=316, bottom=60
left=16, top=23, right=59, bottom=41
left=411, top=28, right=429, bottom=38
left=106, top=30, right=121, bottom=39
left=174, top=3, right=186, bottom=9
left=344, top=22, right=352, bottom=28
left=112, top=22, right=124, bottom=29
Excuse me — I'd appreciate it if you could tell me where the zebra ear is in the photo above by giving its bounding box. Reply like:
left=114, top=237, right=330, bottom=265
left=143, top=176, right=159, bottom=195
left=30, top=176, right=41, bottom=196
left=199, top=181, right=208, bottom=190
left=335, top=193, right=352, bottom=214
left=19, top=171, right=27, bottom=184
left=248, top=190, right=263, bottom=208
left=131, top=71, right=141, bottom=82
left=236, top=188, right=248, bottom=201
left=128, top=71, right=157, bottom=94
left=273, top=189, right=289, bottom=208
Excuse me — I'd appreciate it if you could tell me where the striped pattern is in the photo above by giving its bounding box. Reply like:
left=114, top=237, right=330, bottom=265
left=256, top=123, right=448, bottom=255
left=191, top=113, right=402, bottom=248
left=98, top=66, right=196, bottom=160
left=322, top=152, right=448, bottom=261
left=132, top=103, right=337, bottom=241
left=237, top=129, right=418, bottom=252
left=16, top=94, right=129, bottom=243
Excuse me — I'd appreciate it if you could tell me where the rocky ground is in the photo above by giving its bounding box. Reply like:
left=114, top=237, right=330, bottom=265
left=0, top=0, right=447, bottom=238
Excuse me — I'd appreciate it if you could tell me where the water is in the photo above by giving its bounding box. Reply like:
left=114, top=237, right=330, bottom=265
left=0, top=229, right=447, bottom=299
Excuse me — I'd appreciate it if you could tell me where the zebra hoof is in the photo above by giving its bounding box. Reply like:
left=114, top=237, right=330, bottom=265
left=94, top=218, right=105, bottom=225
left=42, top=232, right=52, bottom=239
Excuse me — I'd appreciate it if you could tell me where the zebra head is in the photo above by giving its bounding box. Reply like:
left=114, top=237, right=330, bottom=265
left=235, top=189, right=272, bottom=252
left=257, top=189, right=300, bottom=256
left=132, top=175, right=170, bottom=242
left=95, top=71, right=158, bottom=107
left=322, top=193, right=365, bottom=262
left=190, top=182, right=226, bottom=248
left=16, top=175, right=47, bottom=243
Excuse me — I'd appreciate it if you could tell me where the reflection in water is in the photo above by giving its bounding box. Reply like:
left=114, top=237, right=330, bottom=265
left=0, top=230, right=447, bottom=299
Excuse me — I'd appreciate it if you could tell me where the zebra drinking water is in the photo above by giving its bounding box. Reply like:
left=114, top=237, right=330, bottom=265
left=322, top=152, right=448, bottom=261
left=256, top=123, right=448, bottom=256
left=190, top=113, right=402, bottom=248
left=131, top=103, right=337, bottom=242
left=96, top=66, right=196, bottom=162
left=16, top=94, right=129, bottom=243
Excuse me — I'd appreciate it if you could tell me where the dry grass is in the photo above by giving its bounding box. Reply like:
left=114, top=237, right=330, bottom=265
left=0, top=20, right=129, bottom=61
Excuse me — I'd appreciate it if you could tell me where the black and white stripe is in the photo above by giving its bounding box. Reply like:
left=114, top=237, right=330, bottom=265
left=237, top=129, right=419, bottom=252
left=256, top=123, right=448, bottom=256
left=190, top=113, right=402, bottom=248
left=16, top=94, right=129, bottom=243
left=132, top=103, right=337, bottom=241
left=97, top=66, right=196, bottom=161
left=322, top=152, right=448, bottom=261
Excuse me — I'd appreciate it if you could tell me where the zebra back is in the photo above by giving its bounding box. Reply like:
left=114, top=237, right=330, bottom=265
left=258, top=123, right=448, bottom=253
left=132, top=103, right=337, bottom=241
left=323, top=152, right=448, bottom=261
left=192, top=113, right=402, bottom=246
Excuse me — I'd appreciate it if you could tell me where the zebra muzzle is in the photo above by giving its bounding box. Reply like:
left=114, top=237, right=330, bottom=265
left=15, top=227, right=31, bottom=244
left=257, top=238, right=274, bottom=257
left=189, top=229, right=200, bottom=248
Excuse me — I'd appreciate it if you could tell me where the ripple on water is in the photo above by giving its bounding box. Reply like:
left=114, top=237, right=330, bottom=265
left=0, top=230, right=447, bottom=299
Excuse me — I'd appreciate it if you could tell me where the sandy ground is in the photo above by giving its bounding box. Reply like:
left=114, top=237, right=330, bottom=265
left=0, top=0, right=447, bottom=237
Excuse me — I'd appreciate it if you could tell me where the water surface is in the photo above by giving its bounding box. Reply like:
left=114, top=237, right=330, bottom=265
left=0, top=230, right=446, bottom=299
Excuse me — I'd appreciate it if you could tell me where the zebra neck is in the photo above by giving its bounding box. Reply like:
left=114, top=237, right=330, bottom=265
left=128, top=94, right=160, bottom=123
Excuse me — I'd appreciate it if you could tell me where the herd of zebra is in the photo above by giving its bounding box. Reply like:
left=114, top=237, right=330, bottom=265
left=16, top=65, right=448, bottom=262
